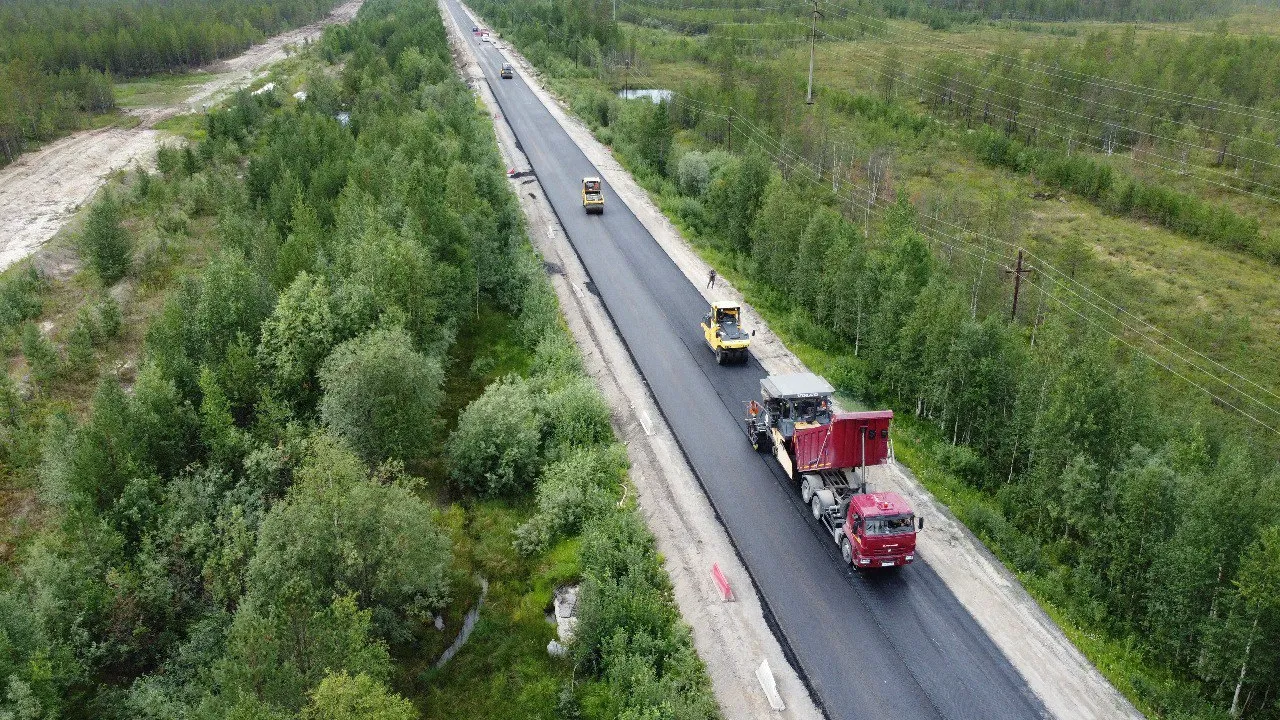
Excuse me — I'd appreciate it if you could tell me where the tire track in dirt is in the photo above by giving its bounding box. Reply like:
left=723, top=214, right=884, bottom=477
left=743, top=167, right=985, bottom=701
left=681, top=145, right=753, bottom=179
left=0, top=0, right=364, bottom=273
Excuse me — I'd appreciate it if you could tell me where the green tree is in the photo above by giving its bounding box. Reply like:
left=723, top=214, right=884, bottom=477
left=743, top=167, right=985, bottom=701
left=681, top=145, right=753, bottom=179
left=303, top=672, right=415, bottom=720
left=1228, top=526, right=1280, bottom=716
left=20, top=322, right=58, bottom=390
left=246, top=435, right=452, bottom=635
left=318, top=326, right=443, bottom=464
left=514, top=444, right=627, bottom=555
left=80, top=192, right=133, bottom=284
left=258, top=272, right=338, bottom=410
left=216, top=594, right=392, bottom=713
left=540, top=377, right=615, bottom=456
left=448, top=375, right=542, bottom=496
left=705, top=153, right=772, bottom=254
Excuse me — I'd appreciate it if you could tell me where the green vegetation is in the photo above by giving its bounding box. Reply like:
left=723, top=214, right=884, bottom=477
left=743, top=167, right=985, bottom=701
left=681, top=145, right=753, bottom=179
left=0, top=0, right=341, bottom=75
left=0, top=0, right=718, bottom=718
left=887, top=0, right=1263, bottom=23
left=0, top=0, right=343, bottom=165
left=476, top=2, right=1280, bottom=717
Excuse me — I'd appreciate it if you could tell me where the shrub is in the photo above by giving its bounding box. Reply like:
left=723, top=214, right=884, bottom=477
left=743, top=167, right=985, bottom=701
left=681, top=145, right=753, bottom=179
left=303, top=672, right=415, bottom=720
left=21, top=323, right=58, bottom=389
left=318, top=327, right=443, bottom=464
left=247, top=436, right=452, bottom=637
left=96, top=296, right=122, bottom=341
left=80, top=191, right=133, bottom=284
left=0, top=264, right=45, bottom=331
left=65, top=309, right=98, bottom=376
left=541, top=378, right=614, bottom=454
left=513, top=445, right=626, bottom=555
left=530, top=331, right=583, bottom=381
left=676, top=151, right=711, bottom=197
left=934, top=441, right=984, bottom=486
left=448, top=375, right=541, bottom=496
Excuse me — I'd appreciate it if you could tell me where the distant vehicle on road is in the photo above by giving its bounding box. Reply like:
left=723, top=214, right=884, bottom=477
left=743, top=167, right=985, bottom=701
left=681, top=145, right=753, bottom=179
left=745, top=373, right=922, bottom=569
left=481, top=31, right=491, bottom=42
left=581, top=176, right=604, bottom=214
left=500, top=63, right=514, bottom=79
left=701, top=301, right=751, bottom=365
left=471, top=25, right=479, bottom=33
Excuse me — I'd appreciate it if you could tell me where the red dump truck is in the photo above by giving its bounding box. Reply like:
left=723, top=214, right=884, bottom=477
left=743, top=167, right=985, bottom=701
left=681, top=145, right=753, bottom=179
left=745, top=373, right=921, bottom=568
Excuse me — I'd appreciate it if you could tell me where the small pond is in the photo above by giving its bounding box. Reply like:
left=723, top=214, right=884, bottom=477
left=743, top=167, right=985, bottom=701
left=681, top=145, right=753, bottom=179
left=618, top=88, right=673, bottom=103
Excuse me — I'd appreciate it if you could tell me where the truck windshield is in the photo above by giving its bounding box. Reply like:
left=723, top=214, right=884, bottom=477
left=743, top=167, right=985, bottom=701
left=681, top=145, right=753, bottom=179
left=791, top=399, right=831, bottom=424
left=864, top=514, right=915, bottom=536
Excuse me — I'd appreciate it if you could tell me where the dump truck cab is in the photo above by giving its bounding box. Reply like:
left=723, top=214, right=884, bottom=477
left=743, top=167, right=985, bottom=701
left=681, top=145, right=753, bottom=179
left=701, top=302, right=751, bottom=365
left=500, top=62, right=514, bottom=79
left=842, top=492, right=917, bottom=568
left=581, top=177, right=604, bottom=214
left=744, top=373, right=920, bottom=569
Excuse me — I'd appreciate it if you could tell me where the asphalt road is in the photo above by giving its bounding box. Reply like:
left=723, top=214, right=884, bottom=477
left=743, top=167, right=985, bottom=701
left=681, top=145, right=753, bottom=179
left=446, top=5, right=1048, bottom=717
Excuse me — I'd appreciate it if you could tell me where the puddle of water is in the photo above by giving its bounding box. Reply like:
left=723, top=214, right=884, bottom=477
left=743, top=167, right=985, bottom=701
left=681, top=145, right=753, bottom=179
left=434, top=576, right=489, bottom=670
left=618, top=88, right=672, bottom=103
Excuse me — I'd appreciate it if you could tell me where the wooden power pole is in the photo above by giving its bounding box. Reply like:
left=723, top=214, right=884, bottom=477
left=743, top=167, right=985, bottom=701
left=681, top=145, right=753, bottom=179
left=1004, top=248, right=1033, bottom=321
left=806, top=0, right=822, bottom=105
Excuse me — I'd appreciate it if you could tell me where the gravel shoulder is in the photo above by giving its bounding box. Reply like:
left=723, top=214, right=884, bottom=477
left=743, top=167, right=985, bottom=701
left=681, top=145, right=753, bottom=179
left=456, top=5, right=1143, bottom=719
left=0, top=0, right=364, bottom=274
left=441, top=8, right=823, bottom=719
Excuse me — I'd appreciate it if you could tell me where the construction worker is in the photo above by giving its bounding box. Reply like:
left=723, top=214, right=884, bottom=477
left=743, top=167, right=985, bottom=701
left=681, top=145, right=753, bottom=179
left=707, top=268, right=717, bottom=288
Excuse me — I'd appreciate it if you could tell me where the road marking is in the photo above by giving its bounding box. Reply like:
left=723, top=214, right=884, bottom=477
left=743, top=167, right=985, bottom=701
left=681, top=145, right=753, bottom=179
left=639, top=411, right=654, bottom=436
left=756, top=659, right=786, bottom=711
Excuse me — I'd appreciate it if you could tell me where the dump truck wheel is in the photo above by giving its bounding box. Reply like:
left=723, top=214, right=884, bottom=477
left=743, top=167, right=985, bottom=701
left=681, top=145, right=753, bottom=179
left=841, top=537, right=854, bottom=565
left=800, top=477, right=813, bottom=503
left=811, top=496, right=823, bottom=520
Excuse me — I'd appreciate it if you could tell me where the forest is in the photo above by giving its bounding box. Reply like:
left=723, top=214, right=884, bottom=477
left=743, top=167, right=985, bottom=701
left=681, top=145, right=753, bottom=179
left=890, top=0, right=1258, bottom=23
left=0, top=0, right=716, bottom=717
left=616, top=0, right=1280, bottom=263
left=0, top=0, right=342, bottom=166
left=471, top=0, right=1280, bottom=717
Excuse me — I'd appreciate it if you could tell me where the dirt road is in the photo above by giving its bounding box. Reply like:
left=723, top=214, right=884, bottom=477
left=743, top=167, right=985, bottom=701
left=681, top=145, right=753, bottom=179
left=0, top=0, right=364, bottom=273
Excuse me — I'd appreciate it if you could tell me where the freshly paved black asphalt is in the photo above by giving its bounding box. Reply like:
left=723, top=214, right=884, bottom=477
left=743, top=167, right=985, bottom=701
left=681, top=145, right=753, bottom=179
left=446, top=5, right=1048, bottom=717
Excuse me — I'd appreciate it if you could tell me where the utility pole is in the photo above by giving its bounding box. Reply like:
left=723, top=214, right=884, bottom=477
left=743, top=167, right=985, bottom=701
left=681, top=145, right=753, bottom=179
left=623, top=57, right=630, bottom=100
left=806, top=0, right=822, bottom=105
left=1004, top=248, right=1033, bottom=321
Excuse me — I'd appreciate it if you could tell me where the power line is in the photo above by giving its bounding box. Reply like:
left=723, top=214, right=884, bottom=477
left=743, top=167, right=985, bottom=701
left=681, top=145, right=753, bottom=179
left=487, top=2, right=1280, bottom=434
left=813, top=0, right=1280, bottom=127
left=661, top=69, right=1280, bottom=427
left=813, top=30, right=1280, bottom=205
left=803, top=0, right=1280, bottom=170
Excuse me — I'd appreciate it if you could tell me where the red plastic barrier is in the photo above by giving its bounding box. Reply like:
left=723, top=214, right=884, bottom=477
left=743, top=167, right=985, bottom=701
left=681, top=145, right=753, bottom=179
left=711, top=563, right=734, bottom=602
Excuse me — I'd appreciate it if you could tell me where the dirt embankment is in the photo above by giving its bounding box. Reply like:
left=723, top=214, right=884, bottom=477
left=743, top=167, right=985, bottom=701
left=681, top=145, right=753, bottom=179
left=0, top=0, right=364, bottom=274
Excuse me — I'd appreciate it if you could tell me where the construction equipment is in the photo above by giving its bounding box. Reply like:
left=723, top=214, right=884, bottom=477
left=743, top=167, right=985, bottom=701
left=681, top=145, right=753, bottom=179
left=701, top=301, right=751, bottom=365
left=581, top=177, right=604, bottom=214
left=745, top=373, right=921, bottom=568
left=500, top=62, right=514, bottom=79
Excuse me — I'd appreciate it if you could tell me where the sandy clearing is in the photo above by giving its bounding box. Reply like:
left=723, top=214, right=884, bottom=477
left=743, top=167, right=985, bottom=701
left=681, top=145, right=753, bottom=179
left=458, top=3, right=1144, bottom=719
left=441, top=7, right=823, bottom=719
left=0, top=0, right=364, bottom=274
